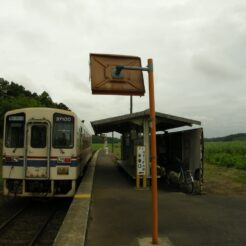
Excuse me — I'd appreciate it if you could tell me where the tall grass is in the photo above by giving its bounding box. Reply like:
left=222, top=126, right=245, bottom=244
left=205, top=141, right=246, bottom=170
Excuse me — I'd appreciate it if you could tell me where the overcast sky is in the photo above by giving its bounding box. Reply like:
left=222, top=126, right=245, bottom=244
left=1, top=0, right=246, bottom=137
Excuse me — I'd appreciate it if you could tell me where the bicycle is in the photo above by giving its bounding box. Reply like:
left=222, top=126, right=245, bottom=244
left=176, top=157, right=194, bottom=194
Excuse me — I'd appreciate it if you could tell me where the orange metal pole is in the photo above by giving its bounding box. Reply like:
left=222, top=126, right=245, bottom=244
left=148, top=58, right=159, bottom=244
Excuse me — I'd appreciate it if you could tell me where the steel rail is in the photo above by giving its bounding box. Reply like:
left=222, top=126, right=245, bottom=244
left=0, top=206, right=26, bottom=232
left=28, top=209, right=57, bottom=246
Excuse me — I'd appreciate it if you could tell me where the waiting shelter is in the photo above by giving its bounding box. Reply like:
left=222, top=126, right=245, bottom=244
left=91, top=109, right=203, bottom=190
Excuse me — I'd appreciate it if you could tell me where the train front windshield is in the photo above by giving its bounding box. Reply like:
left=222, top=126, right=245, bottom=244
left=53, top=113, right=74, bottom=148
left=5, top=113, right=25, bottom=148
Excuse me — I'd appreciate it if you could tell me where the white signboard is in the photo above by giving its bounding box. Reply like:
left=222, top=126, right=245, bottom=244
left=136, top=146, right=146, bottom=175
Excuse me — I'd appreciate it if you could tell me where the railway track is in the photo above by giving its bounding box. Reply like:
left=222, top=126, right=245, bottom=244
left=0, top=206, right=27, bottom=232
left=0, top=199, right=71, bottom=246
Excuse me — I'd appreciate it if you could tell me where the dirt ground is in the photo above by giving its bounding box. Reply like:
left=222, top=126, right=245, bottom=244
left=204, top=162, right=246, bottom=196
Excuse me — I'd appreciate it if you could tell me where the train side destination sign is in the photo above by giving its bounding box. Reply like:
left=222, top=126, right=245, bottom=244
left=90, top=53, right=145, bottom=96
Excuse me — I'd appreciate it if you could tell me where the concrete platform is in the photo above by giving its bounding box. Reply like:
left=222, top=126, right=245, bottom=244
left=138, top=237, right=174, bottom=246
left=53, top=150, right=246, bottom=246
left=117, top=160, right=139, bottom=179
left=86, top=150, right=246, bottom=246
left=53, top=149, right=100, bottom=246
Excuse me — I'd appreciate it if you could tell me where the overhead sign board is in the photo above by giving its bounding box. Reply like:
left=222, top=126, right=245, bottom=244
left=90, top=53, right=145, bottom=96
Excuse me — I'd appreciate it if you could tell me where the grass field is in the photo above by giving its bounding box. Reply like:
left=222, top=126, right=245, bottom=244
left=204, top=141, right=246, bottom=192
left=205, top=141, right=246, bottom=170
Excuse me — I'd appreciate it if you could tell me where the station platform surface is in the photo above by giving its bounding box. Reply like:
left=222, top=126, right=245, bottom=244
left=86, top=150, right=246, bottom=246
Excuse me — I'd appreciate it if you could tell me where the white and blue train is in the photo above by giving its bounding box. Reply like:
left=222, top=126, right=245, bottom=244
left=2, top=107, right=92, bottom=197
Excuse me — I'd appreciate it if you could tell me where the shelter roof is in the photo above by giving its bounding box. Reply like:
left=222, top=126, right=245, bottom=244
left=91, top=109, right=201, bottom=134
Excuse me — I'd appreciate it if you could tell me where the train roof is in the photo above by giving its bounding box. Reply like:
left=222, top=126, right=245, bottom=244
left=4, top=107, right=74, bottom=117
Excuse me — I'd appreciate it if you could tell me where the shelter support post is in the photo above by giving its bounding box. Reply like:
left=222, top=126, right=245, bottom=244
left=136, top=174, right=147, bottom=189
left=112, top=132, right=114, bottom=153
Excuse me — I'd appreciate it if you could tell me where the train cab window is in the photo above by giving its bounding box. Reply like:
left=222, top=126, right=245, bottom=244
left=5, top=113, right=25, bottom=148
left=53, top=113, right=74, bottom=148
left=31, top=125, right=47, bottom=148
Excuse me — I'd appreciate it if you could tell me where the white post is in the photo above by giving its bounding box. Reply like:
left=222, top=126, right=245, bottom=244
left=104, top=134, right=108, bottom=155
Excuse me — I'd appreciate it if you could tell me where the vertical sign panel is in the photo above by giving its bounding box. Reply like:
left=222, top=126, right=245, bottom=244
left=136, top=146, right=146, bottom=175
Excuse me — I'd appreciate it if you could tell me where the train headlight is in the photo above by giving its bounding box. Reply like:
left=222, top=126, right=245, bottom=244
left=5, top=156, right=19, bottom=163
left=57, top=157, right=71, bottom=163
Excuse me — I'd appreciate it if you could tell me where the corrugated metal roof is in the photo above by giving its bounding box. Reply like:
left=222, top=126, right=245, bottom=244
left=91, top=109, right=201, bottom=134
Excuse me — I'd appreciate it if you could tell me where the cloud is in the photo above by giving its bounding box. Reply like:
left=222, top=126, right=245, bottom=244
left=1, top=0, right=246, bottom=137
left=192, top=55, right=243, bottom=81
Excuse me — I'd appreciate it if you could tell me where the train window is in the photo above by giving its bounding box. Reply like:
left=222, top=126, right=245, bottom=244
left=5, top=113, right=25, bottom=148
left=53, top=113, right=74, bottom=148
left=31, top=125, right=47, bottom=148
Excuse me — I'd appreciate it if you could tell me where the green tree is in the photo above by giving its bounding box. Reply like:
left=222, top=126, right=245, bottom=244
left=0, top=78, right=9, bottom=98
left=0, top=78, right=69, bottom=137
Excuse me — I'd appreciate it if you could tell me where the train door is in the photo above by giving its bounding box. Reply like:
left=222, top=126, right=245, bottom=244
left=25, top=121, right=51, bottom=179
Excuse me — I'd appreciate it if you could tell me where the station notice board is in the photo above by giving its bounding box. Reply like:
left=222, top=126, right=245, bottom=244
left=136, top=146, right=146, bottom=176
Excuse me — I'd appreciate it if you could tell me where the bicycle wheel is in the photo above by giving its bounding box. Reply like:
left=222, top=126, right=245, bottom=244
left=185, top=181, right=194, bottom=194
left=178, top=171, right=194, bottom=194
